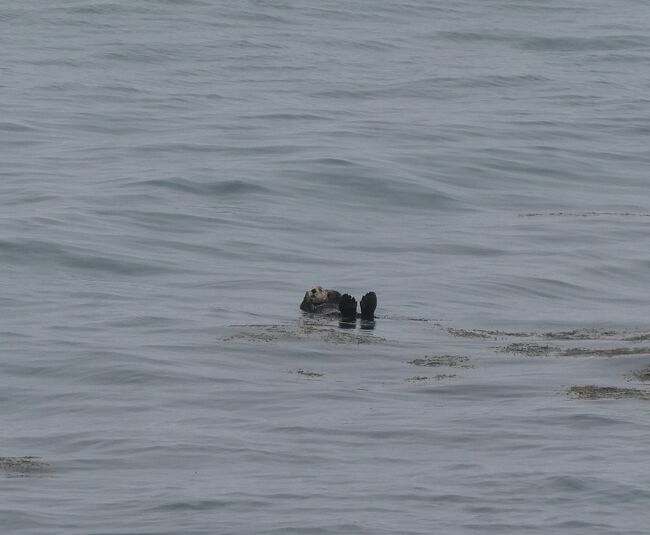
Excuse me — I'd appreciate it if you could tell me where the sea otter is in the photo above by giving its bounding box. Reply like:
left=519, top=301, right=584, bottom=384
left=300, top=286, right=377, bottom=322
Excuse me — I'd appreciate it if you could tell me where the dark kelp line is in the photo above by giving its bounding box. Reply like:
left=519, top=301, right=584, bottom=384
left=289, top=369, right=325, bottom=378
left=0, top=456, right=51, bottom=476
left=405, top=374, right=457, bottom=383
left=500, top=343, right=650, bottom=358
left=222, top=319, right=650, bottom=402
left=221, top=321, right=386, bottom=345
left=224, top=320, right=650, bottom=346
left=520, top=211, right=650, bottom=218
left=409, top=355, right=473, bottom=368
left=448, top=326, right=641, bottom=341
left=567, top=385, right=650, bottom=401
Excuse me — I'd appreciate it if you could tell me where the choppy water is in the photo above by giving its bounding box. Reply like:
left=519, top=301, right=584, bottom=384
left=2, top=1, right=650, bottom=533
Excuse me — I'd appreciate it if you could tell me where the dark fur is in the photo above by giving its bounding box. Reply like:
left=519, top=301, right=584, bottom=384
left=300, top=286, right=377, bottom=322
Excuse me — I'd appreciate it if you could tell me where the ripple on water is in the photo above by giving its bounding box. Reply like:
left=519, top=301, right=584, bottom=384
left=0, top=239, right=169, bottom=276
left=132, top=177, right=271, bottom=197
left=4, top=0, right=650, bottom=533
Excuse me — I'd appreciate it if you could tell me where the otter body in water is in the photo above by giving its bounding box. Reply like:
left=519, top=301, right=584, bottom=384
left=300, top=286, right=377, bottom=322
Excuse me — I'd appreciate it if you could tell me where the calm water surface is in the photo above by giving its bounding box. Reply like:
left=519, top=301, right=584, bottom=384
left=2, top=1, right=650, bottom=533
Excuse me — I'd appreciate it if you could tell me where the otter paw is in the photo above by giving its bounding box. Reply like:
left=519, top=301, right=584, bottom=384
left=339, top=294, right=357, bottom=321
left=360, top=291, right=377, bottom=319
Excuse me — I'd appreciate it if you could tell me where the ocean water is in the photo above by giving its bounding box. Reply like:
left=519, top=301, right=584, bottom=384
left=2, top=1, right=650, bottom=533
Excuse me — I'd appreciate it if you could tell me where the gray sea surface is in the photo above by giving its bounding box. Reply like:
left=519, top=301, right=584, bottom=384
left=2, top=1, right=650, bottom=533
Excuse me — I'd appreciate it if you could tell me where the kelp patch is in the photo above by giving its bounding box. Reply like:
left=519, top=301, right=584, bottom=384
left=409, top=355, right=472, bottom=368
left=567, top=385, right=650, bottom=400
left=405, top=374, right=457, bottom=383
left=290, top=369, right=325, bottom=378
left=0, top=456, right=50, bottom=476
left=222, top=321, right=386, bottom=345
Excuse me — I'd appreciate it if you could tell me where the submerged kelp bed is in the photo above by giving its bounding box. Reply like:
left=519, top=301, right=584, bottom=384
left=567, top=385, right=650, bottom=401
left=0, top=457, right=50, bottom=476
left=222, top=319, right=650, bottom=404
left=221, top=320, right=387, bottom=345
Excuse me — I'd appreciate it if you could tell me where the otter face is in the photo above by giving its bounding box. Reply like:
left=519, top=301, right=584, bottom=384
left=307, top=285, right=329, bottom=304
left=300, top=285, right=340, bottom=312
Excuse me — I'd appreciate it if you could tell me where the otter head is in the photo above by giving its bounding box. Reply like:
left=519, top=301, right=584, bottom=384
left=300, top=285, right=341, bottom=312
